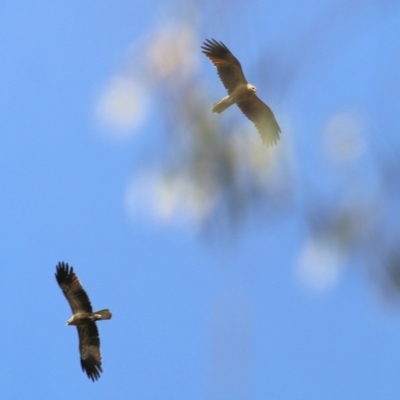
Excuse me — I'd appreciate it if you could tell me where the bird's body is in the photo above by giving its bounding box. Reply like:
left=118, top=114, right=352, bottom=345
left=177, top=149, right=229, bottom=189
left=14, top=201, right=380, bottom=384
left=212, top=83, right=256, bottom=114
left=201, top=39, right=281, bottom=146
left=66, top=309, right=112, bottom=326
left=55, top=262, right=112, bottom=381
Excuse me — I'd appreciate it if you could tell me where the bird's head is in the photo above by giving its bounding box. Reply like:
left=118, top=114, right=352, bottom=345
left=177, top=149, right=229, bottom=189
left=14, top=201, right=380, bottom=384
left=247, top=84, right=257, bottom=92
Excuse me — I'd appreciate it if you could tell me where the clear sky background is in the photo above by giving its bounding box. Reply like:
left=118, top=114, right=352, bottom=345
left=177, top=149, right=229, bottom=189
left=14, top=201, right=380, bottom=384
left=2, top=1, right=400, bottom=399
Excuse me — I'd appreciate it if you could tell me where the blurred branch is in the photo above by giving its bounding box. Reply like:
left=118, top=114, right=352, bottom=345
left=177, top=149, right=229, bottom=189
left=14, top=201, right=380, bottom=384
left=96, top=1, right=400, bottom=301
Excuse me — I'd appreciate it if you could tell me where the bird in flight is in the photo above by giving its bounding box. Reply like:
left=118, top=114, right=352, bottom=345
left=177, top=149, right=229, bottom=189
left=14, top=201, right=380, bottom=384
left=201, top=39, right=281, bottom=146
left=55, top=262, right=112, bottom=381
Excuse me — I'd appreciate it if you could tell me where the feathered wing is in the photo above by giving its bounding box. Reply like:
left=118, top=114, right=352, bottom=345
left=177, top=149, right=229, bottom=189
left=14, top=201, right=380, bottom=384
left=55, top=262, right=93, bottom=314
left=201, top=39, right=247, bottom=94
left=237, top=95, right=281, bottom=146
left=78, top=322, right=102, bottom=381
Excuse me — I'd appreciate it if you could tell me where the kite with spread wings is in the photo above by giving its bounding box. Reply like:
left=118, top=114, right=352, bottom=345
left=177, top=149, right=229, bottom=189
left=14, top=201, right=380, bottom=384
left=201, top=39, right=281, bottom=146
left=55, top=262, right=112, bottom=381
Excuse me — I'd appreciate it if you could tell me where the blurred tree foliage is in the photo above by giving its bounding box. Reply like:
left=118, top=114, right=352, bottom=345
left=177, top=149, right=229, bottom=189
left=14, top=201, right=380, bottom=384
left=97, top=0, right=400, bottom=299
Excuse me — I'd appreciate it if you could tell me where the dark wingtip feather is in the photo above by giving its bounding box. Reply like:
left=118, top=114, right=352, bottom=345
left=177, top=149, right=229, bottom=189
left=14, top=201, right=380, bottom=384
left=258, top=126, right=281, bottom=147
left=201, top=38, right=230, bottom=56
left=263, top=137, right=278, bottom=147
left=55, top=262, right=74, bottom=286
left=261, top=129, right=281, bottom=147
left=81, top=357, right=102, bottom=382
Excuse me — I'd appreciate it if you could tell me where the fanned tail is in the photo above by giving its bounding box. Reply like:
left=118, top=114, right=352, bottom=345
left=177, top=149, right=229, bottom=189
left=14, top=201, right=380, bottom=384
left=212, top=96, right=233, bottom=114
left=94, top=309, right=112, bottom=320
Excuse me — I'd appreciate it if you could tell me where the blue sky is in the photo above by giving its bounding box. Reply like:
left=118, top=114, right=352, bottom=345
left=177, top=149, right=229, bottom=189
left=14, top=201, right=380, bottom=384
left=2, top=1, right=400, bottom=399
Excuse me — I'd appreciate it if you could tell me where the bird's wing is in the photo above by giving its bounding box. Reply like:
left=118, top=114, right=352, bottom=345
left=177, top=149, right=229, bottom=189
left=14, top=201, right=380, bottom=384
left=237, top=95, right=281, bottom=146
left=78, top=322, right=102, bottom=382
left=201, top=39, right=248, bottom=94
left=55, top=262, right=94, bottom=315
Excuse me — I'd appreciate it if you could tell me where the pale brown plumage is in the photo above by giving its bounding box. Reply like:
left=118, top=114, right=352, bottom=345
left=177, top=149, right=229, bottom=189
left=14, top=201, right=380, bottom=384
left=55, top=262, right=112, bottom=381
left=201, top=39, right=281, bottom=146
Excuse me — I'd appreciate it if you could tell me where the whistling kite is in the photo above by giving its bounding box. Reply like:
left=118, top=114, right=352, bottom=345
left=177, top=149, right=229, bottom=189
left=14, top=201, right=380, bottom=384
left=55, top=262, right=112, bottom=381
left=201, top=39, right=281, bottom=146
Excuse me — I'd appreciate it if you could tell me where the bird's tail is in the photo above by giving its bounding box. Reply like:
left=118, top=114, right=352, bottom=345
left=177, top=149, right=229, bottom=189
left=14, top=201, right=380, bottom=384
left=94, top=309, right=112, bottom=320
left=212, top=96, right=233, bottom=114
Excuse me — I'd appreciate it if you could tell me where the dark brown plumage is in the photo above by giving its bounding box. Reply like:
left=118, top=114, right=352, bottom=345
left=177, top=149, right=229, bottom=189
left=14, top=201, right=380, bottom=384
left=55, top=262, right=112, bottom=381
left=201, top=39, right=281, bottom=146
